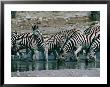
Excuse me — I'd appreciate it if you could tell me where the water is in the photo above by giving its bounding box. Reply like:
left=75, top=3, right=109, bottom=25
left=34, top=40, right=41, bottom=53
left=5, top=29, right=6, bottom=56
left=11, top=51, right=100, bottom=72
left=11, top=58, right=100, bottom=72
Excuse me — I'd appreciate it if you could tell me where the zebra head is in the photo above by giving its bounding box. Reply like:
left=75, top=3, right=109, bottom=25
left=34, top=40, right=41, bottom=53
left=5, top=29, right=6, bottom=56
left=32, top=23, right=39, bottom=31
left=87, top=52, right=96, bottom=62
left=32, top=24, right=43, bottom=40
left=11, top=31, right=18, bottom=36
left=32, top=23, right=42, bottom=35
left=58, top=50, right=75, bottom=62
left=58, top=46, right=76, bottom=62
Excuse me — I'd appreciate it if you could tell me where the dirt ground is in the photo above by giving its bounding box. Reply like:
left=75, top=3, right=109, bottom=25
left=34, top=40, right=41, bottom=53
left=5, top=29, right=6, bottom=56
left=11, top=68, right=100, bottom=77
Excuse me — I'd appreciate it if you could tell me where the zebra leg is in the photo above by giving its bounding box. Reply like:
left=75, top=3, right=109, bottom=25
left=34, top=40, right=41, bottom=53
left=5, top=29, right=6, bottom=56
left=53, top=50, right=59, bottom=60
left=83, top=50, right=86, bottom=55
left=33, top=50, right=40, bottom=60
left=87, top=52, right=96, bottom=62
left=45, top=45, right=48, bottom=62
left=41, top=50, right=46, bottom=60
left=44, top=45, right=49, bottom=70
left=25, top=48, right=33, bottom=61
left=74, top=46, right=82, bottom=61
left=16, top=52, right=20, bottom=59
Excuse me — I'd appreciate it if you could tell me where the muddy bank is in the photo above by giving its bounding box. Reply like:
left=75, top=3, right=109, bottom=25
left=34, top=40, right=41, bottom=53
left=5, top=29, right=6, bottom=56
left=11, top=68, right=100, bottom=77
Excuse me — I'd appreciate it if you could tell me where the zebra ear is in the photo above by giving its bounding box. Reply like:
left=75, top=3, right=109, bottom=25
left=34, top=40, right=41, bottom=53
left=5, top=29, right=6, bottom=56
left=32, top=24, right=37, bottom=31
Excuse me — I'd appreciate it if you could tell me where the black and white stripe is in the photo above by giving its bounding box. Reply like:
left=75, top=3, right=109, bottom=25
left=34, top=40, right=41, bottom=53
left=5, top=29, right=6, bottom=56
left=86, top=35, right=100, bottom=61
left=11, top=31, right=19, bottom=47
left=11, top=32, right=33, bottom=46
left=11, top=24, right=45, bottom=59
left=44, top=28, right=81, bottom=59
left=59, top=25, right=100, bottom=61
left=11, top=32, right=34, bottom=55
left=84, top=24, right=100, bottom=38
left=15, top=32, right=44, bottom=52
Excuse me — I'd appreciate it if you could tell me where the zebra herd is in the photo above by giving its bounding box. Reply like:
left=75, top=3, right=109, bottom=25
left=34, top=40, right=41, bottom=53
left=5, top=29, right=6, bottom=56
left=11, top=25, right=45, bottom=60
left=59, top=24, right=100, bottom=61
left=11, top=23, right=100, bottom=62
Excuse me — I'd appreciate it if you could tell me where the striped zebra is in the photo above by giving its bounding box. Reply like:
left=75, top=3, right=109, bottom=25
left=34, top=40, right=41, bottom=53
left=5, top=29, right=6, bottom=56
left=84, top=24, right=100, bottom=38
left=83, top=24, right=100, bottom=55
left=11, top=32, right=34, bottom=55
left=58, top=25, right=100, bottom=61
left=11, top=24, right=40, bottom=49
left=11, top=31, right=20, bottom=55
left=44, top=28, right=81, bottom=59
left=11, top=31, right=19, bottom=46
left=11, top=24, right=45, bottom=60
left=86, top=34, right=100, bottom=61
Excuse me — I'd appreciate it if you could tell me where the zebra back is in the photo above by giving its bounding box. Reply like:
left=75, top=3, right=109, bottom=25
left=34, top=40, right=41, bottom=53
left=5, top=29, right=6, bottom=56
left=11, top=24, right=46, bottom=61
left=84, top=25, right=100, bottom=38
left=15, top=27, right=45, bottom=53
left=59, top=25, right=100, bottom=60
left=45, top=28, right=81, bottom=52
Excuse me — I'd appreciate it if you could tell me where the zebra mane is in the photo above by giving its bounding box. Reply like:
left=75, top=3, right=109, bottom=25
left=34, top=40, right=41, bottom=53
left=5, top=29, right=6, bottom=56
left=84, top=25, right=100, bottom=35
left=60, top=28, right=82, bottom=50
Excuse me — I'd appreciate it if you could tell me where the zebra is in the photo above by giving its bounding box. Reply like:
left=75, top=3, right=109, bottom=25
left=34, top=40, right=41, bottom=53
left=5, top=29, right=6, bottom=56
left=11, top=24, right=40, bottom=48
left=58, top=25, right=100, bottom=61
left=84, top=24, right=100, bottom=38
left=11, top=30, right=35, bottom=48
left=44, top=28, right=81, bottom=59
left=11, top=32, right=34, bottom=55
left=11, top=31, right=20, bottom=55
left=11, top=24, right=45, bottom=60
left=86, top=34, right=100, bottom=61
left=83, top=24, right=100, bottom=55
left=11, top=31, right=19, bottom=46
